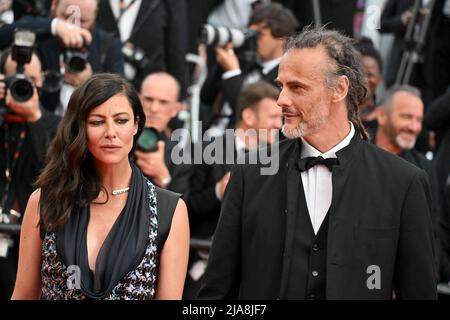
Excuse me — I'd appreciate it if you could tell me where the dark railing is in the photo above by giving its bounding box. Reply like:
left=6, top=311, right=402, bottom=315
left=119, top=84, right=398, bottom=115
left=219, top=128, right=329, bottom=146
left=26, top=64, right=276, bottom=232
left=0, top=223, right=21, bottom=235
left=189, top=238, right=212, bottom=250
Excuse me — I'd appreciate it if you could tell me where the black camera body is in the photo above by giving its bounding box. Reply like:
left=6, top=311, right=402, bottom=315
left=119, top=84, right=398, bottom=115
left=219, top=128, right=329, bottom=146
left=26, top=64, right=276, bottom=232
left=4, top=29, right=36, bottom=103
left=198, top=24, right=259, bottom=66
left=4, top=73, right=34, bottom=103
left=122, top=45, right=151, bottom=71
left=137, top=127, right=163, bottom=153
left=64, top=48, right=89, bottom=74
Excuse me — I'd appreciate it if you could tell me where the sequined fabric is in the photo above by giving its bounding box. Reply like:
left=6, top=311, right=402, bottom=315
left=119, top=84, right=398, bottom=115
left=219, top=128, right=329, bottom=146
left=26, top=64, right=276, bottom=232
left=40, top=180, right=158, bottom=300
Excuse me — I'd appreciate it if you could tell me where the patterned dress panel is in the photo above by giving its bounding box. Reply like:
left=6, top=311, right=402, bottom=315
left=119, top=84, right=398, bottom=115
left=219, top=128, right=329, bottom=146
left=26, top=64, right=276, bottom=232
left=40, top=180, right=158, bottom=300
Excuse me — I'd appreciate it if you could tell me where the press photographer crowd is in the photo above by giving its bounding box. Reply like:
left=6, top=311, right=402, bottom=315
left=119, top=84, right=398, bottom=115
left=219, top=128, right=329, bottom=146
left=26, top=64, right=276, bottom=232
left=0, top=0, right=450, bottom=300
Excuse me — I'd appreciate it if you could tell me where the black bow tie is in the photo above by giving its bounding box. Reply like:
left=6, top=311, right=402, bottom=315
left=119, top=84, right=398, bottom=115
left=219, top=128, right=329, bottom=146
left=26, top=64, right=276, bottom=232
left=298, top=156, right=339, bottom=172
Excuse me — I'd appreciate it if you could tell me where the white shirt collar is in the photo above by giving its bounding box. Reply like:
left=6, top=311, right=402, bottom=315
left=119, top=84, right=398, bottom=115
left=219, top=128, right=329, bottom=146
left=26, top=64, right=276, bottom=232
left=261, top=57, right=282, bottom=75
left=235, top=134, right=247, bottom=154
left=300, top=122, right=355, bottom=158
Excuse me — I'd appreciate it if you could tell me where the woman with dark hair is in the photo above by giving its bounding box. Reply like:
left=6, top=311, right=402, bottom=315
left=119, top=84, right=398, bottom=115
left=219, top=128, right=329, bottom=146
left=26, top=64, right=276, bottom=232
left=10, top=73, right=190, bottom=300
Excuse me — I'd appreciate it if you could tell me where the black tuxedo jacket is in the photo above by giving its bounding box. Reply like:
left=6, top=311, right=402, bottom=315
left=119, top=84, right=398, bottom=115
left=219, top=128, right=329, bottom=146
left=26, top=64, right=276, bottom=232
left=424, top=88, right=450, bottom=282
left=162, top=135, right=192, bottom=197
left=97, top=0, right=188, bottom=98
left=187, top=134, right=238, bottom=239
left=198, top=133, right=437, bottom=299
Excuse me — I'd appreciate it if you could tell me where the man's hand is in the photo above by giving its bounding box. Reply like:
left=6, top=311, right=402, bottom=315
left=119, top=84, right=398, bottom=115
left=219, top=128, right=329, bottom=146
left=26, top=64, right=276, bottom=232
left=64, top=62, right=93, bottom=87
left=401, top=9, right=414, bottom=26
left=55, top=18, right=92, bottom=48
left=5, top=86, right=42, bottom=122
left=215, top=172, right=231, bottom=201
left=0, top=74, right=5, bottom=100
left=135, top=141, right=172, bottom=188
left=401, top=7, right=430, bottom=26
left=215, top=43, right=240, bottom=72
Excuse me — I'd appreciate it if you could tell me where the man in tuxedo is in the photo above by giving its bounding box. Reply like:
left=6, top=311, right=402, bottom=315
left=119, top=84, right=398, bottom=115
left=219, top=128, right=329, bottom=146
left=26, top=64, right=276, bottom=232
left=184, top=80, right=282, bottom=298
left=201, top=2, right=298, bottom=136
left=36, top=0, right=124, bottom=114
left=96, top=0, right=188, bottom=99
left=134, top=72, right=191, bottom=196
left=375, top=85, right=428, bottom=169
left=198, top=28, right=437, bottom=299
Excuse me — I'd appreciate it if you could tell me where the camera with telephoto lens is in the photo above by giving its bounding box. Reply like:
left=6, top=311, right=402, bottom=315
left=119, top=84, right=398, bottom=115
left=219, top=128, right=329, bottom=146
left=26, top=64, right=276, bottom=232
left=4, top=29, right=36, bottom=103
left=64, top=46, right=88, bottom=74
left=136, top=127, right=163, bottom=153
left=122, top=45, right=151, bottom=71
left=198, top=24, right=259, bottom=65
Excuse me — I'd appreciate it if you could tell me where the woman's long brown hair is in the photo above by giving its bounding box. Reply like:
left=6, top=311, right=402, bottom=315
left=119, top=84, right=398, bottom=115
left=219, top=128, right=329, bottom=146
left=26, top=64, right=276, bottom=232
left=36, top=73, right=145, bottom=231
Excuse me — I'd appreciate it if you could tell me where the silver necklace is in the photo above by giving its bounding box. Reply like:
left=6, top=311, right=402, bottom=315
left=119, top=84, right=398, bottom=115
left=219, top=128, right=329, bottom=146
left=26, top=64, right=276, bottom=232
left=111, top=187, right=130, bottom=196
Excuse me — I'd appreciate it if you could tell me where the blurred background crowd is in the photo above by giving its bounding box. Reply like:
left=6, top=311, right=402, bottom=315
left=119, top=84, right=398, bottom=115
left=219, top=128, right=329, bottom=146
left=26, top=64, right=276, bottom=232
left=0, top=0, right=450, bottom=299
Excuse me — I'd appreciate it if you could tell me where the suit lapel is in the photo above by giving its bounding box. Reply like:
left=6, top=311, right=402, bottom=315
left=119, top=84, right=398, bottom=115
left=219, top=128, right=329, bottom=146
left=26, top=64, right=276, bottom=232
left=278, top=140, right=303, bottom=298
left=326, top=134, right=362, bottom=269
left=129, top=0, right=160, bottom=40
left=263, top=66, right=278, bottom=84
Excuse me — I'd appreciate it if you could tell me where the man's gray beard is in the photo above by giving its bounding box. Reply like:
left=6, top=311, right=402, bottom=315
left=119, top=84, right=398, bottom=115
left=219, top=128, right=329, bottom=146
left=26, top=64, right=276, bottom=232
left=281, top=123, right=307, bottom=139
left=281, top=118, right=327, bottom=139
left=395, top=134, right=416, bottom=151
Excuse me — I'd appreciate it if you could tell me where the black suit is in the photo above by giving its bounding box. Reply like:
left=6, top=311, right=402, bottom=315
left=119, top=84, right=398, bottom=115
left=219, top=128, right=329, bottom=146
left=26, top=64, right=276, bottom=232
left=0, top=110, right=60, bottom=299
left=424, top=88, right=450, bottom=283
left=188, top=134, right=237, bottom=240
left=201, top=58, right=279, bottom=131
left=161, top=135, right=192, bottom=197
left=427, top=0, right=450, bottom=99
left=379, top=0, right=441, bottom=102
left=37, top=26, right=124, bottom=112
left=183, top=134, right=238, bottom=299
left=379, top=0, right=416, bottom=87
left=97, top=0, right=188, bottom=98
left=198, top=133, right=437, bottom=299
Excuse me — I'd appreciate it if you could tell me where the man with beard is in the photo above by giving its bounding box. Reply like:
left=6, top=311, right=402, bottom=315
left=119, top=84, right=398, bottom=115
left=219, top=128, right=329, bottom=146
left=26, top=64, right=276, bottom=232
left=197, top=28, right=437, bottom=299
left=375, top=85, right=441, bottom=279
left=375, top=85, right=427, bottom=166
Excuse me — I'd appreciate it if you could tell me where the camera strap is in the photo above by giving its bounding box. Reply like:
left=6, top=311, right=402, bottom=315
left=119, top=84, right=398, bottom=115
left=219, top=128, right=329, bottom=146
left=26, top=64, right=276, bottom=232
left=1, top=122, right=26, bottom=210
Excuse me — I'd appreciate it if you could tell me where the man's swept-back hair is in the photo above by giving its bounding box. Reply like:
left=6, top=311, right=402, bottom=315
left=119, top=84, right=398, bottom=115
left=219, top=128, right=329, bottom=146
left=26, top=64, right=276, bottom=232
left=238, top=80, right=280, bottom=121
left=249, top=3, right=299, bottom=38
left=36, top=73, right=145, bottom=231
left=284, top=26, right=369, bottom=140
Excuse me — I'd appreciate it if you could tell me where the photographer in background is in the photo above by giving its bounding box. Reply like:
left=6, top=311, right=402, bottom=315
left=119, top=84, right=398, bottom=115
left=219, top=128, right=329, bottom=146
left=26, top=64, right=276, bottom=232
left=201, top=2, right=298, bottom=137
left=0, top=0, right=91, bottom=50
left=0, top=30, right=59, bottom=299
left=135, top=72, right=191, bottom=196
left=37, top=0, right=124, bottom=115
left=96, top=0, right=188, bottom=100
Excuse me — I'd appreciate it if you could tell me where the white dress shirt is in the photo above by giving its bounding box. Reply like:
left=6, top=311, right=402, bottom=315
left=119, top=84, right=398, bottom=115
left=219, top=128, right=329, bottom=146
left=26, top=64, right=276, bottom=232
left=300, top=122, right=355, bottom=234
left=109, top=0, right=142, bottom=79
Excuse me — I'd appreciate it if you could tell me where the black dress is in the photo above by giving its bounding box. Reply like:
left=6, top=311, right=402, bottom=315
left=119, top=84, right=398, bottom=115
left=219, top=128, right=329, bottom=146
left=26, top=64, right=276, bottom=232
left=40, top=165, right=180, bottom=300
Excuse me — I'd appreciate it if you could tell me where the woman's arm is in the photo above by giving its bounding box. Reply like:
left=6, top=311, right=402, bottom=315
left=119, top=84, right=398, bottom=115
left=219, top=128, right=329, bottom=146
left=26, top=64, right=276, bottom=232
left=11, top=190, right=43, bottom=300
left=155, top=198, right=190, bottom=299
